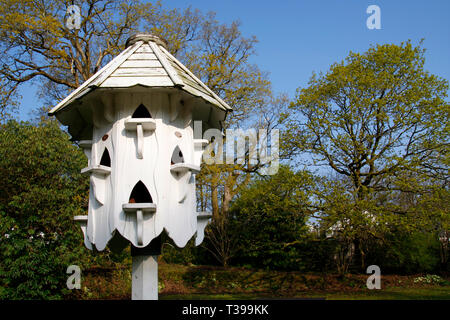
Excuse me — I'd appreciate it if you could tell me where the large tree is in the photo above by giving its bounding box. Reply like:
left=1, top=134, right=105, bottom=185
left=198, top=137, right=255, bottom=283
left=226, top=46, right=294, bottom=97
left=228, top=165, right=315, bottom=270
left=0, top=118, right=89, bottom=299
left=0, top=1, right=273, bottom=125
left=0, top=0, right=153, bottom=110
left=288, top=41, right=449, bottom=200
left=145, top=5, right=288, bottom=266
left=0, top=1, right=283, bottom=266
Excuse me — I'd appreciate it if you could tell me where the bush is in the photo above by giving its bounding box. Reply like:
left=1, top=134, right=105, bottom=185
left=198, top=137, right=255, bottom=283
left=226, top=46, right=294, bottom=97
left=0, top=120, right=90, bottom=299
left=371, top=231, right=441, bottom=274
left=228, top=166, right=316, bottom=270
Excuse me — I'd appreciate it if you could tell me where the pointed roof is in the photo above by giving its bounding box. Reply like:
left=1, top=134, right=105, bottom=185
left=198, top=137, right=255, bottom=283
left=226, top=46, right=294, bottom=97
left=49, top=34, right=231, bottom=115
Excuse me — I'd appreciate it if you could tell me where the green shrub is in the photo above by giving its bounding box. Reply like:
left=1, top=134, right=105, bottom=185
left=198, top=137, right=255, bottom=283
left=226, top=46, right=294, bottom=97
left=0, top=120, right=90, bottom=299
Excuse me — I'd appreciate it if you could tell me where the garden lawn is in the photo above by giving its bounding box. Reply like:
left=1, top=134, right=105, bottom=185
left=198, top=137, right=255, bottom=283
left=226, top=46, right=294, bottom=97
left=72, top=262, right=450, bottom=300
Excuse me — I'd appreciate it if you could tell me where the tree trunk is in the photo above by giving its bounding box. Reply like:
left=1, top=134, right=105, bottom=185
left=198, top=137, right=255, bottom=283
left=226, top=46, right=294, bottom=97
left=211, top=185, right=219, bottom=218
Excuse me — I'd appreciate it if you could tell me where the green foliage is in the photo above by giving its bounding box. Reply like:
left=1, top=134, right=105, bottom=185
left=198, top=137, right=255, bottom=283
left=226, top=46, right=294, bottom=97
left=0, top=0, right=447, bottom=290
left=285, top=40, right=449, bottom=274
left=228, top=166, right=315, bottom=270
left=288, top=40, right=449, bottom=199
left=375, top=231, right=441, bottom=274
left=162, top=239, right=199, bottom=266
left=0, top=119, right=89, bottom=299
left=145, top=5, right=272, bottom=128
left=0, top=0, right=154, bottom=110
left=413, top=275, right=447, bottom=285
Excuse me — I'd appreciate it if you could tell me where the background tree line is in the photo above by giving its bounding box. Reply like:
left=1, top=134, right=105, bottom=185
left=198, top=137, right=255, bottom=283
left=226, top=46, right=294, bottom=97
left=0, top=0, right=448, bottom=299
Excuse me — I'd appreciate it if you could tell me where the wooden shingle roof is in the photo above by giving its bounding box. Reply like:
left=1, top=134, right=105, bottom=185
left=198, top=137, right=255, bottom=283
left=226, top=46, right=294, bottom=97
left=49, top=34, right=231, bottom=116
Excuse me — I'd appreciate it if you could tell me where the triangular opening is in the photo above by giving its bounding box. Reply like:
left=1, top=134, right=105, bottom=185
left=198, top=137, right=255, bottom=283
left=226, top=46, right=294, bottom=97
left=171, top=146, right=184, bottom=165
left=132, top=104, right=151, bottom=118
left=129, top=181, right=153, bottom=203
left=100, top=148, right=111, bottom=167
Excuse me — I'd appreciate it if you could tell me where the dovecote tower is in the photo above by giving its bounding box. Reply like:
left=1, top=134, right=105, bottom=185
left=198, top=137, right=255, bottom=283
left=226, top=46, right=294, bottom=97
left=49, top=34, right=231, bottom=299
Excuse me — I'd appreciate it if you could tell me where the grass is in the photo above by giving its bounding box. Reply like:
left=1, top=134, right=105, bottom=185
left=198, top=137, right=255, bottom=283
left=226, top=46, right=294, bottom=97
left=72, top=262, right=450, bottom=300
left=324, top=287, right=450, bottom=300
left=160, top=287, right=450, bottom=300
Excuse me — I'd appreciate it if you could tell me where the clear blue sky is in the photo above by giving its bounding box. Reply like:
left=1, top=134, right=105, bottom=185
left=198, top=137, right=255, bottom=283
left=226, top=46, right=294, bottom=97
left=17, top=0, right=450, bottom=120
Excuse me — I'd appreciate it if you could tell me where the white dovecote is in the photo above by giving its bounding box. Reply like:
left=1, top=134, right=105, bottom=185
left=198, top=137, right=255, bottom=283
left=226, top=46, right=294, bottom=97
left=49, top=34, right=231, bottom=253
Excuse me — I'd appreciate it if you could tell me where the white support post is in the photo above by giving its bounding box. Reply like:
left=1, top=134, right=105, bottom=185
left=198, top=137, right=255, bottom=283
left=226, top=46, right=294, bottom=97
left=132, top=255, right=158, bottom=300
left=136, top=123, right=144, bottom=159
left=136, top=209, right=144, bottom=245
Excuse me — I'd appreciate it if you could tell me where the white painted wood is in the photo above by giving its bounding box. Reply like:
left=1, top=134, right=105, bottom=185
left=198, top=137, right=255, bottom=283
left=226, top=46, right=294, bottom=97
left=194, top=139, right=209, bottom=147
left=122, top=203, right=157, bottom=212
left=170, top=163, right=200, bottom=174
left=73, top=215, right=88, bottom=221
left=132, top=255, right=158, bottom=300
left=136, top=44, right=153, bottom=53
left=128, top=53, right=158, bottom=60
left=164, top=103, right=198, bottom=247
left=78, top=140, right=93, bottom=165
left=91, top=174, right=106, bottom=205
left=167, top=60, right=212, bottom=101
left=49, top=41, right=142, bottom=114
left=100, top=76, right=173, bottom=87
left=73, top=216, right=93, bottom=250
left=160, top=46, right=231, bottom=111
left=91, top=41, right=145, bottom=88
left=124, top=118, right=156, bottom=131
left=50, top=36, right=231, bottom=120
left=113, top=92, right=161, bottom=247
left=112, top=67, right=167, bottom=77
left=60, top=37, right=229, bottom=253
left=100, top=94, right=116, bottom=123
left=149, top=41, right=183, bottom=86
left=124, top=118, right=156, bottom=159
left=136, top=123, right=144, bottom=159
left=196, top=212, right=212, bottom=246
left=181, top=83, right=224, bottom=108
left=193, top=139, right=209, bottom=167
left=53, top=34, right=235, bottom=302
left=78, top=140, right=93, bottom=148
left=86, top=123, right=115, bottom=251
left=136, top=210, right=144, bottom=245
left=178, top=73, right=210, bottom=95
left=119, top=60, right=163, bottom=68
left=81, top=165, right=111, bottom=176
left=83, top=91, right=201, bottom=249
left=169, top=92, right=180, bottom=121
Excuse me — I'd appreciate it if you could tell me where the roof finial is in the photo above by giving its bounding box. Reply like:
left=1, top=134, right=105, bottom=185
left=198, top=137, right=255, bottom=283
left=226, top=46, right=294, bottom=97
left=125, top=33, right=168, bottom=49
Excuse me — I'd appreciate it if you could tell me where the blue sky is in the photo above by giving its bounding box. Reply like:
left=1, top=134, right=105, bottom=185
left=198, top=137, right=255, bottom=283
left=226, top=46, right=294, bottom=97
left=17, top=0, right=450, bottom=120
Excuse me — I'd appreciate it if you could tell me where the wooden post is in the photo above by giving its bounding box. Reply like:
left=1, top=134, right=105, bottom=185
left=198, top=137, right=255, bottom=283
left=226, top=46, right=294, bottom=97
left=132, top=255, right=158, bottom=300
left=131, top=236, right=161, bottom=300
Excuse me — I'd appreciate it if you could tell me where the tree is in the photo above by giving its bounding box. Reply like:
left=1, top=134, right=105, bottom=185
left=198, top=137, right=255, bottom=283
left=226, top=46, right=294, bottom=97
left=145, top=7, right=273, bottom=128
left=411, top=186, right=450, bottom=272
left=288, top=41, right=449, bottom=200
left=0, top=118, right=89, bottom=299
left=0, top=0, right=154, bottom=111
left=0, top=1, right=273, bottom=126
left=0, top=1, right=282, bottom=267
left=146, top=5, right=288, bottom=266
left=225, top=166, right=315, bottom=269
left=287, top=41, right=449, bottom=273
left=313, top=177, right=393, bottom=273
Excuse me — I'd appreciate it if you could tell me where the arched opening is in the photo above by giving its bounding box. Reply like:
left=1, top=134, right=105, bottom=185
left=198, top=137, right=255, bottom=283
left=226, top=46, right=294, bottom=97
left=100, top=148, right=111, bottom=167
left=132, top=104, right=151, bottom=118
left=129, top=181, right=152, bottom=203
left=171, top=146, right=184, bottom=165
